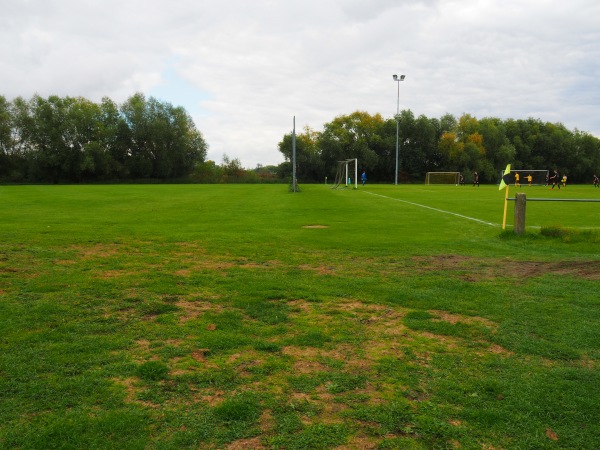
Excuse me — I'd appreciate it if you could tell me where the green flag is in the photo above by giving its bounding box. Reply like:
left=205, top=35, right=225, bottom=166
left=499, top=164, right=511, bottom=190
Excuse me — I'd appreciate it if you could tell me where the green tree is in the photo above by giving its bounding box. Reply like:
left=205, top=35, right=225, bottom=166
left=318, top=111, right=387, bottom=181
left=278, top=126, right=323, bottom=182
left=119, top=93, right=207, bottom=179
left=0, top=96, right=14, bottom=179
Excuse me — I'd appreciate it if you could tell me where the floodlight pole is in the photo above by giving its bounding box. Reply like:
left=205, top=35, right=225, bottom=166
left=292, top=116, right=297, bottom=192
left=393, top=74, right=405, bottom=185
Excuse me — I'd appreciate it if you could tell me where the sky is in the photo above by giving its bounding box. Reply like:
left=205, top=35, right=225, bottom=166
left=2, top=0, right=599, bottom=168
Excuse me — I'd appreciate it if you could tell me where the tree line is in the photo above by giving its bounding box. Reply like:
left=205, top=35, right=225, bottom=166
left=278, top=110, right=600, bottom=184
left=0, top=93, right=208, bottom=183
left=3, top=94, right=599, bottom=185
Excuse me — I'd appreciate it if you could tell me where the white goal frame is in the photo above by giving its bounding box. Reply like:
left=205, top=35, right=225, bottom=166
left=499, top=169, right=549, bottom=186
left=331, top=158, right=358, bottom=190
left=425, top=172, right=460, bottom=185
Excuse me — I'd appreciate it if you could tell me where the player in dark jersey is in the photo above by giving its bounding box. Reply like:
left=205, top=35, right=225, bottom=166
left=549, top=170, right=560, bottom=190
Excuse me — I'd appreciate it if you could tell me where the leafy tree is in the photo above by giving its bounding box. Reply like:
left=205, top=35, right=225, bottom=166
left=0, top=96, right=13, bottom=178
left=221, top=154, right=245, bottom=182
left=193, top=160, right=223, bottom=183
left=318, top=111, right=388, bottom=181
left=278, top=126, right=323, bottom=182
left=119, top=93, right=207, bottom=179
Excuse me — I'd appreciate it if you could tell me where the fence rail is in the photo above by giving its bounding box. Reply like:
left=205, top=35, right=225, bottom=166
left=507, top=198, right=600, bottom=202
left=505, top=193, right=599, bottom=234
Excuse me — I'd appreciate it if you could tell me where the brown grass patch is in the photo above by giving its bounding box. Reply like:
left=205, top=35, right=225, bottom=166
left=239, top=260, right=282, bottom=269
left=410, top=255, right=600, bottom=281
left=98, top=269, right=128, bottom=279
left=199, top=390, right=227, bottom=406
left=226, top=437, right=266, bottom=449
left=486, top=344, right=514, bottom=356
left=112, top=377, right=159, bottom=408
left=70, top=243, right=121, bottom=259
left=429, top=310, right=498, bottom=330
left=298, top=264, right=336, bottom=275
left=176, top=299, right=221, bottom=323
left=336, top=436, right=380, bottom=449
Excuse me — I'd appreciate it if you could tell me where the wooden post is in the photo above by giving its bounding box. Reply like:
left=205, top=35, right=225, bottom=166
left=514, top=192, right=526, bottom=235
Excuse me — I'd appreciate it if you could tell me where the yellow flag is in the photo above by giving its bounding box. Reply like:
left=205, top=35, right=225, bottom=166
left=499, top=164, right=511, bottom=190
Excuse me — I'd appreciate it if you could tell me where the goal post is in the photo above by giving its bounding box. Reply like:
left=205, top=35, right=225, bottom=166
left=499, top=169, right=549, bottom=186
left=425, top=172, right=460, bottom=185
left=331, top=158, right=358, bottom=189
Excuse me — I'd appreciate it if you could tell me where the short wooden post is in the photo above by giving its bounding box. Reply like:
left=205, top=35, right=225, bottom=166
left=514, top=192, right=526, bottom=235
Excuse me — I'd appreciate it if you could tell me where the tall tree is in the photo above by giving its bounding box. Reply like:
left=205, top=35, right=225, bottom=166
left=278, top=126, right=323, bottom=182
left=317, top=111, right=387, bottom=181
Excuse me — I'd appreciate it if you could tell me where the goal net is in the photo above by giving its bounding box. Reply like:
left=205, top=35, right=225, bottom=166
left=331, top=158, right=358, bottom=189
left=499, top=169, right=549, bottom=186
left=425, top=172, right=460, bottom=185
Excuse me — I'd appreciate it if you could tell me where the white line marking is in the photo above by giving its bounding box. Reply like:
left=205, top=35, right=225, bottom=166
left=364, top=191, right=500, bottom=227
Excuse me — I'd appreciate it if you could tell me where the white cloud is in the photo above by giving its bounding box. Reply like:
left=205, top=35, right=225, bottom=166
left=1, top=0, right=599, bottom=168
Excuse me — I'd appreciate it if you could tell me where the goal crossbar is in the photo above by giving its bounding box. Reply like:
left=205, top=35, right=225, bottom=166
left=425, top=172, right=460, bottom=185
left=331, top=158, right=358, bottom=189
left=500, top=169, right=549, bottom=186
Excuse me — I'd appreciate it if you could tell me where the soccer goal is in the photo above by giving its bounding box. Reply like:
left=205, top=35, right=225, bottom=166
left=499, top=169, right=549, bottom=186
left=425, top=172, right=460, bottom=185
left=331, top=158, right=358, bottom=189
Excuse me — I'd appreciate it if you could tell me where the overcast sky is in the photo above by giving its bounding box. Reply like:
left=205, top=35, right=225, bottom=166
left=2, top=0, right=599, bottom=168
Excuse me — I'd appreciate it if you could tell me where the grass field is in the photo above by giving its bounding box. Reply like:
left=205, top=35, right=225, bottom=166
left=1, top=183, right=599, bottom=449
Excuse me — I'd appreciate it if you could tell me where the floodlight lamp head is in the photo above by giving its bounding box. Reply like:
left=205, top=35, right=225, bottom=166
left=393, top=74, right=397, bottom=80
left=400, top=75, right=405, bottom=81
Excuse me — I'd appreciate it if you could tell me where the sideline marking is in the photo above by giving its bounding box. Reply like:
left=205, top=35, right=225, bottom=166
left=364, top=191, right=500, bottom=227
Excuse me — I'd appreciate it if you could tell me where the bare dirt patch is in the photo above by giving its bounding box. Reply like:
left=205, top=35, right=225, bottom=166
left=516, top=260, right=600, bottom=280
left=239, top=260, right=282, bottom=269
left=226, top=437, right=266, bottom=449
left=336, top=436, right=380, bottom=449
left=70, top=243, right=121, bottom=259
left=429, top=310, right=498, bottom=330
left=298, top=264, right=336, bottom=275
left=112, top=377, right=159, bottom=409
left=411, top=255, right=600, bottom=281
left=176, top=299, right=221, bottom=323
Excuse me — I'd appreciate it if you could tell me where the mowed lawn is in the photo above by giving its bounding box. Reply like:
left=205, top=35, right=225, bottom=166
left=1, top=183, right=599, bottom=449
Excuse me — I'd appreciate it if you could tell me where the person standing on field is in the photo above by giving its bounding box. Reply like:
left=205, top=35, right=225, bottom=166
left=361, top=170, right=367, bottom=186
left=515, top=172, right=520, bottom=188
left=526, top=174, right=532, bottom=186
left=473, top=172, right=479, bottom=187
left=562, top=174, right=567, bottom=187
left=593, top=174, right=599, bottom=188
left=550, top=170, right=561, bottom=190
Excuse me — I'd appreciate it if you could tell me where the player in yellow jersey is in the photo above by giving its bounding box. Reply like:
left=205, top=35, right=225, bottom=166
left=526, top=174, right=532, bottom=186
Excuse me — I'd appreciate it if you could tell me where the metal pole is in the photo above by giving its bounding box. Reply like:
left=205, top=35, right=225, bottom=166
left=395, top=81, right=399, bottom=185
left=395, top=122, right=399, bottom=185
left=393, top=75, right=405, bottom=185
left=292, top=116, right=296, bottom=192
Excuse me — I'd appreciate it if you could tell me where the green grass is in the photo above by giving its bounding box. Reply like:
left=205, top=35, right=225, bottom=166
left=1, top=183, right=599, bottom=449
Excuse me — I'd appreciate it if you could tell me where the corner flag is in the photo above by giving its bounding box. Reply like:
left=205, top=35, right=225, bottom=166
left=499, top=164, right=511, bottom=190
left=500, top=164, right=512, bottom=230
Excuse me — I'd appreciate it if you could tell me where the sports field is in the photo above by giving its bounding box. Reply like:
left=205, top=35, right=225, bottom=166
left=1, top=183, right=599, bottom=449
